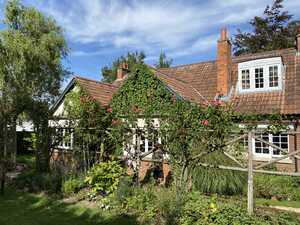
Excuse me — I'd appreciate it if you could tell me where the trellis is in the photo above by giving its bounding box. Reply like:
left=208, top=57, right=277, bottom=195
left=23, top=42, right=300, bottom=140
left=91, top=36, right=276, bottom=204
left=199, top=130, right=300, bottom=215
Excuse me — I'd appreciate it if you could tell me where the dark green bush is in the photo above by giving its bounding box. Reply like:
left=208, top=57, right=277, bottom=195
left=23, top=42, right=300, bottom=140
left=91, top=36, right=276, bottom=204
left=62, top=176, right=85, bottom=196
left=15, top=170, right=62, bottom=193
left=193, top=152, right=247, bottom=195
left=254, top=174, right=300, bottom=201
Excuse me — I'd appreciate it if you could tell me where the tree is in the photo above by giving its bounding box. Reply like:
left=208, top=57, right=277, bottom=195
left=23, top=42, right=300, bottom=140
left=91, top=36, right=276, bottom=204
left=155, top=51, right=173, bottom=69
left=233, top=0, right=300, bottom=56
left=0, top=0, right=68, bottom=173
left=101, top=51, right=145, bottom=83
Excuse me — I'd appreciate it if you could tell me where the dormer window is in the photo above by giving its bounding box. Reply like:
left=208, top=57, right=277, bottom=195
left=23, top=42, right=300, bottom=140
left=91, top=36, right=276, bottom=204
left=238, top=57, right=283, bottom=93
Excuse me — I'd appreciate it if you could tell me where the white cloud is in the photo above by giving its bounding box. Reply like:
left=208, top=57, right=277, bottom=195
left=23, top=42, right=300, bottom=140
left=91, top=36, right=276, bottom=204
left=33, top=0, right=300, bottom=60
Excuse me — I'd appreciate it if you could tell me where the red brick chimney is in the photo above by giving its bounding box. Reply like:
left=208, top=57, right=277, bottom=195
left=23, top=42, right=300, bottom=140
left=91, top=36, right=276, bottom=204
left=116, top=62, right=128, bottom=80
left=217, top=28, right=232, bottom=96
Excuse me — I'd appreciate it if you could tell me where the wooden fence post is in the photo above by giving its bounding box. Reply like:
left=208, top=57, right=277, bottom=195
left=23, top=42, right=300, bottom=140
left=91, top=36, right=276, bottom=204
left=247, top=131, right=254, bottom=215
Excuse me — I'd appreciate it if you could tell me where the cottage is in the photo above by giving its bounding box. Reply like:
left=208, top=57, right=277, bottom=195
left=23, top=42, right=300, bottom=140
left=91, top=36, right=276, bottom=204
left=52, top=28, right=300, bottom=173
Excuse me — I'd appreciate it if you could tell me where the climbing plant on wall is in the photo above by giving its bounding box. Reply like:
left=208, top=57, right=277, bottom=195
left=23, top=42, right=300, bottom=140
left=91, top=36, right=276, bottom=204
left=110, top=65, right=239, bottom=189
left=64, top=84, right=115, bottom=171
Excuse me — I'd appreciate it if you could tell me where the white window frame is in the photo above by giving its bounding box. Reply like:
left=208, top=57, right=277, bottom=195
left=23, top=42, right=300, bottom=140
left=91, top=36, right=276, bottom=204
left=238, top=57, right=283, bottom=93
left=127, top=118, right=162, bottom=159
left=57, top=128, right=73, bottom=150
left=252, top=133, right=289, bottom=159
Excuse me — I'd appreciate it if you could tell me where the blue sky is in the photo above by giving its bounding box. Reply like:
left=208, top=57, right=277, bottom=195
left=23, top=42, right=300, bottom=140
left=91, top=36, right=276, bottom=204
left=1, top=0, right=300, bottom=82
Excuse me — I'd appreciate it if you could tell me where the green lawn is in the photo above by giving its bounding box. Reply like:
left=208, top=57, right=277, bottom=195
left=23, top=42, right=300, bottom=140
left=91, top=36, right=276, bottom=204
left=256, top=198, right=300, bottom=209
left=0, top=189, right=137, bottom=225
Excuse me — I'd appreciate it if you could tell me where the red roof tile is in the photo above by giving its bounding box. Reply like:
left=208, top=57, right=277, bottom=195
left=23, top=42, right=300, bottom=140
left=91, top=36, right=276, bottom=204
left=75, top=76, right=118, bottom=106
left=159, top=48, right=300, bottom=115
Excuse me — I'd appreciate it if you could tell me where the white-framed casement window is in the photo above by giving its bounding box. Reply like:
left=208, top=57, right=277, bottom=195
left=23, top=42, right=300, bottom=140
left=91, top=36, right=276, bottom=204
left=269, top=65, right=279, bottom=87
left=253, top=133, right=288, bottom=158
left=241, top=69, right=250, bottom=89
left=57, top=128, right=73, bottom=150
left=238, top=57, right=283, bottom=93
left=133, top=128, right=161, bottom=154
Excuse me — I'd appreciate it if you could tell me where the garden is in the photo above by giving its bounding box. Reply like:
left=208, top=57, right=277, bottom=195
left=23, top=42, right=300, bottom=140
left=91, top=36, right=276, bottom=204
left=1, top=1, right=300, bottom=225
left=1, top=65, right=300, bottom=225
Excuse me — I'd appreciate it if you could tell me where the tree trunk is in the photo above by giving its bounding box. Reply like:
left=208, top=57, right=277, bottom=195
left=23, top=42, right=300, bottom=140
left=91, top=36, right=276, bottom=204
left=35, top=119, right=51, bottom=173
left=0, top=161, right=5, bottom=196
left=180, top=161, right=189, bottom=190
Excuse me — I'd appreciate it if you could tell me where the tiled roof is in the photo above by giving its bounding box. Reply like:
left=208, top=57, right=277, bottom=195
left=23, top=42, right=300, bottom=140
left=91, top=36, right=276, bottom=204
left=153, top=69, right=207, bottom=104
left=67, top=48, right=300, bottom=115
left=158, top=61, right=217, bottom=101
left=158, top=48, right=300, bottom=115
left=75, top=76, right=118, bottom=106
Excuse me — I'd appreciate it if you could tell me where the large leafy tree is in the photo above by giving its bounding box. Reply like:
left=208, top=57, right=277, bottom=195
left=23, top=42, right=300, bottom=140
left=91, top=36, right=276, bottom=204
left=233, top=0, right=300, bottom=56
left=155, top=51, right=173, bottom=69
left=0, top=0, right=68, bottom=172
left=101, top=51, right=145, bottom=83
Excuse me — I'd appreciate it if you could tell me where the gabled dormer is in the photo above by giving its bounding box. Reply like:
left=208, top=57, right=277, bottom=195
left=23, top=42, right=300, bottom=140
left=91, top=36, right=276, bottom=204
left=237, top=57, right=284, bottom=93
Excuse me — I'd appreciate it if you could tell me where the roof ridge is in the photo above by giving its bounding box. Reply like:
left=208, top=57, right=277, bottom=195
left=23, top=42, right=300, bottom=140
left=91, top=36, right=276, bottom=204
left=152, top=67, right=190, bottom=84
left=161, top=60, right=216, bottom=69
left=74, top=75, right=118, bottom=88
left=157, top=48, right=295, bottom=70
left=233, top=48, right=295, bottom=60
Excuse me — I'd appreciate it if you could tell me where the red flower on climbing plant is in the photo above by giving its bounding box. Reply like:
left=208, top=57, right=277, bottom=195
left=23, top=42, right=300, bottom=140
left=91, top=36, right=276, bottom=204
left=201, top=119, right=209, bottom=126
left=107, top=107, right=113, bottom=113
left=212, top=99, right=222, bottom=106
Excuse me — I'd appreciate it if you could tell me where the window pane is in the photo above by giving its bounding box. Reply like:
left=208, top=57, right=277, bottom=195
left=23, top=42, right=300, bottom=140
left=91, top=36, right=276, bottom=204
left=269, top=66, right=279, bottom=87
left=241, top=69, right=250, bottom=89
left=239, top=136, right=248, bottom=149
left=255, top=68, right=264, bottom=88
left=64, top=129, right=72, bottom=148
left=272, top=134, right=288, bottom=156
left=148, top=130, right=159, bottom=151
left=135, top=130, right=146, bottom=152
left=255, top=133, right=269, bottom=154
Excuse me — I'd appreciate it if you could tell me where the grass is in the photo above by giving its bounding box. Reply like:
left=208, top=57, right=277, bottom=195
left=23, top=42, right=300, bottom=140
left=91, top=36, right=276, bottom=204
left=0, top=189, right=137, bottom=225
left=256, top=198, right=300, bottom=209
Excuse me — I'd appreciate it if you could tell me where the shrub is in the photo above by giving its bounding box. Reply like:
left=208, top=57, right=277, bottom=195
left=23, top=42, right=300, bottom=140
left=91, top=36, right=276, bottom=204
left=254, top=174, right=300, bottom=201
left=85, top=161, right=124, bottom=194
left=114, top=176, right=134, bottom=204
left=14, top=170, right=62, bottom=193
left=180, top=193, right=300, bottom=225
left=193, top=152, right=247, bottom=195
left=62, top=176, right=85, bottom=196
left=154, top=187, right=185, bottom=225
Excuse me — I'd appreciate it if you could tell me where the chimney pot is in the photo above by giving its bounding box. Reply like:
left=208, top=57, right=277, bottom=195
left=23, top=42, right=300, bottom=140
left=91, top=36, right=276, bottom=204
left=220, top=28, right=228, bottom=41
left=117, top=63, right=128, bottom=80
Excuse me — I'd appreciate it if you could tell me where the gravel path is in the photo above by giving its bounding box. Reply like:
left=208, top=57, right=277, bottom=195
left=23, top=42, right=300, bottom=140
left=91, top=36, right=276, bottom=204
left=269, top=206, right=300, bottom=214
